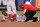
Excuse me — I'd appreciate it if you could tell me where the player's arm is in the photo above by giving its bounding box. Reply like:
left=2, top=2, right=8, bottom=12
left=20, top=9, right=27, bottom=16
left=3, top=15, right=6, bottom=20
left=1, top=15, right=5, bottom=22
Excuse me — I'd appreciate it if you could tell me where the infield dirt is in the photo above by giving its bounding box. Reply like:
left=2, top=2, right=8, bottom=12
left=0, top=17, right=40, bottom=27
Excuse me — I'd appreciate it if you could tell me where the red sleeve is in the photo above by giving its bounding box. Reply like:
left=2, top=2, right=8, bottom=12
left=30, top=7, right=37, bottom=11
left=24, top=4, right=27, bottom=10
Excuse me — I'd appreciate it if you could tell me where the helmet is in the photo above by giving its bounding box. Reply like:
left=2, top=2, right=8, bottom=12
left=19, top=4, right=23, bottom=8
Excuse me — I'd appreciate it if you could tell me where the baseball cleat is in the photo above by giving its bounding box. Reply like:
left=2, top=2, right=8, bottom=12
left=27, top=20, right=33, bottom=22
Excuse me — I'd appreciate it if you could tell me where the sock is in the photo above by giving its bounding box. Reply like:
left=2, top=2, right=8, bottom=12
left=8, top=14, right=11, bottom=21
left=14, top=14, right=17, bottom=21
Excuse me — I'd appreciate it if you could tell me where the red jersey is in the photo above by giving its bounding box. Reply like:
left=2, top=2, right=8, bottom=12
left=23, top=4, right=37, bottom=12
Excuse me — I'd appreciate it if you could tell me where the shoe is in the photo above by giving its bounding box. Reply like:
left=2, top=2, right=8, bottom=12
left=27, top=20, right=33, bottom=22
left=14, top=19, right=17, bottom=22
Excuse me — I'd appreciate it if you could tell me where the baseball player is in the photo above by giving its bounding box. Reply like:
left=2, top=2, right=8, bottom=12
left=1, top=11, right=26, bottom=22
left=7, top=0, right=16, bottom=22
left=1, top=11, right=14, bottom=22
left=19, top=4, right=40, bottom=22
left=23, top=0, right=36, bottom=22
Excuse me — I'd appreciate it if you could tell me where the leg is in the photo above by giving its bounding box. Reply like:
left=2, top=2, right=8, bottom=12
left=12, top=2, right=17, bottom=21
left=29, top=11, right=36, bottom=20
left=25, top=12, right=31, bottom=21
left=33, top=17, right=39, bottom=22
left=7, top=2, right=12, bottom=21
left=25, top=11, right=36, bottom=21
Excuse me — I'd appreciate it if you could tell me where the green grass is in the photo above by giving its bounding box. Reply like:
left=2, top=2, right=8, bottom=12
left=34, top=11, right=40, bottom=17
left=0, top=11, right=3, bottom=17
left=0, top=11, right=40, bottom=17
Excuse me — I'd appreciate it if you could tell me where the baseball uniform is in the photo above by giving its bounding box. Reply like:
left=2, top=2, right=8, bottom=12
left=2, top=13, right=26, bottom=22
left=7, top=0, right=16, bottom=21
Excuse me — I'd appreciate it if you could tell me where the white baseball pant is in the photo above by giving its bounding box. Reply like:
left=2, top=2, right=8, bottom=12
left=7, top=0, right=16, bottom=14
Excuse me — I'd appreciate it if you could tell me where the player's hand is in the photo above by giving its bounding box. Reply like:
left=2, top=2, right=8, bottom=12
left=1, top=20, right=5, bottom=22
left=18, top=14, right=23, bottom=16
